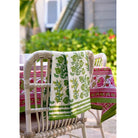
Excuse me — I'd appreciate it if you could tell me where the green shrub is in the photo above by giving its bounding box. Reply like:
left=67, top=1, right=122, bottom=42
left=25, top=27, right=116, bottom=84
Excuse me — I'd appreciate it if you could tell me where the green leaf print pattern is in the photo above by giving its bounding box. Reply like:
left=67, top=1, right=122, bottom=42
left=53, top=80, right=63, bottom=102
left=54, top=55, right=68, bottom=79
left=49, top=51, right=92, bottom=120
left=70, top=78, right=79, bottom=99
left=52, top=51, right=90, bottom=104
left=70, top=52, right=85, bottom=76
left=85, top=52, right=89, bottom=71
left=70, top=52, right=90, bottom=99
left=53, top=54, right=70, bottom=104
left=79, top=75, right=90, bottom=98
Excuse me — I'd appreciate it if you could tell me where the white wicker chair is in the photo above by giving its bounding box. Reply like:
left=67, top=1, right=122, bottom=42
left=20, top=50, right=94, bottom=138
left=86, top=53, right=107, bottom=138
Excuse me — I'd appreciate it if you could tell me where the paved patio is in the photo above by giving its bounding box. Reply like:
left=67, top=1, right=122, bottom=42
left=58, top=110, right=116, bottom=138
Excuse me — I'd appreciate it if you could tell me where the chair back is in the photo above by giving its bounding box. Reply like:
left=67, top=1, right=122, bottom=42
left=23, top=50, right=94, bottom=136
left=94, top=53, right=107, bottom=67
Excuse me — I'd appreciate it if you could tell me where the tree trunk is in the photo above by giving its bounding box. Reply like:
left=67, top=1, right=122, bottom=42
left=25, top=26, right=32, bottom=41
left=32, top=1, right=41, bottom=35
left=33, top=27, right=41, bottom=35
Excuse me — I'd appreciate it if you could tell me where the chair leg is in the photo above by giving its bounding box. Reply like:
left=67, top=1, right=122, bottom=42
left=81, top=124, right=87, bottom=138
left=99, top=124, right=105, bottom=138
left=69, top=131, right=72, bottom=138
left=96, top=110, right=105, bottom=138
left=69, top=132, right=72, bottom=138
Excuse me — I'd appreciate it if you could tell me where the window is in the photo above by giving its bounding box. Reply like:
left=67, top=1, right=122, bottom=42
left=45, top=0, right=60, bottom=29
left=45, top=0, right=69, bottom=30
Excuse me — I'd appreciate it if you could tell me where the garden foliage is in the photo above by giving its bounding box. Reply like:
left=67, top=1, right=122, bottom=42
left=25, top=27, right=116, bottom=83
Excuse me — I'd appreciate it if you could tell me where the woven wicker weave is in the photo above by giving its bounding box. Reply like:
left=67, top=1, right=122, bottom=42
left=20, top=50, right=94, bottom=138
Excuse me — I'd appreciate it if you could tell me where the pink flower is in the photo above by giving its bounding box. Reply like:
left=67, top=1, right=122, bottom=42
left=93, top=76, right=96, bottom=80
left=30, top=79, right=34, bottom=83
left=95, top=33, right=99, bottom=36
left=103, top=32, right=106, bottom=34
left=106, top=83, right=109, bottom=87
left=109, top=34, right=115, bottom=39
left=37, top=80, right=45, bottom=92
left=63, top=36, right=68, bottom=39
left=110, top=77, right=115, bottom=86
left=37, top=80, right=45, bottom=83
left=97, top=77, right=104, bottom=87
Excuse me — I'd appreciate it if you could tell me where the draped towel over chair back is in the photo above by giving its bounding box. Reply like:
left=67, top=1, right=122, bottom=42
left=49, top=51, right=92, bottom=120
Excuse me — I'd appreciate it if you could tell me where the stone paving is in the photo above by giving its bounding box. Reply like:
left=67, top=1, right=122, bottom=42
left=58, top=110, right=116, bottom=138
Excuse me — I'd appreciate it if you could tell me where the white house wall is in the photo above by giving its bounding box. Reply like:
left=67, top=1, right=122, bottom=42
left=94, top=0, right=116, bottom=33
left=36, top=0, right=45, bottom=32
left=61, top=0, right=69, bottom=11
left=84, top=0, right=94, bottom=29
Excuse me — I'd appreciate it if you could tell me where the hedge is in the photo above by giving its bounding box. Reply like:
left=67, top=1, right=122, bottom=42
left=25, top=27, right=116, bottom=84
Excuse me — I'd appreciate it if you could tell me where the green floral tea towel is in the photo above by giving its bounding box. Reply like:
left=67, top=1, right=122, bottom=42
left=49, top=51, right=91, bottom=120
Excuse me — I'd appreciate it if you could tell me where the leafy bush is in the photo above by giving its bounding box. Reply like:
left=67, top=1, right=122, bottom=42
left=25, top=27, right=116, bottom=83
